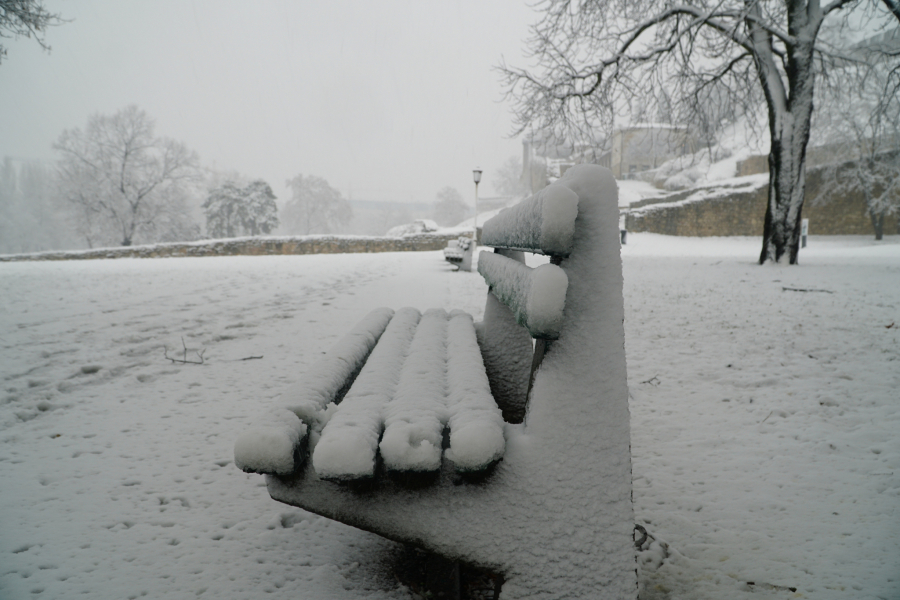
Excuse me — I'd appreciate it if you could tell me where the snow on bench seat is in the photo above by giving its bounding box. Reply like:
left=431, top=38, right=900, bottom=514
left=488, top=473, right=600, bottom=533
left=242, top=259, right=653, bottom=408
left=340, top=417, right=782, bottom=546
left=313, top=307, right=422, bottom=480
left=444, top=310, right=505, bottom=472
left=233, top=409, right=307, bottom=475
left=379, top=308, right=450, bottom=473
left=237, top=306, right=505, bottom=481
left=234, top=307, right=393, bottom=475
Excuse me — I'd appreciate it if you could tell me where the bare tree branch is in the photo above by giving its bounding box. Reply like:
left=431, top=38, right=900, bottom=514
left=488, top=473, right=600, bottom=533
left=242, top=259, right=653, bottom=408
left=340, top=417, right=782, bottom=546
left=164, top=337, right=206, bottom=365
left=882, top=0, right=900, bottom=22
left=0, top=0, right=64, bottom=63
left=500, top=0, right=893, bottom=264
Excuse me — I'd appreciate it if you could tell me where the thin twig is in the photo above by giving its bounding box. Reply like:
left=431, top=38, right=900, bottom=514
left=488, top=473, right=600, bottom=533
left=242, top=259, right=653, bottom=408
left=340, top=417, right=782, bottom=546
left=164, top=337, right=206, bottom=364
left=782, top=287, right=834, bottom=293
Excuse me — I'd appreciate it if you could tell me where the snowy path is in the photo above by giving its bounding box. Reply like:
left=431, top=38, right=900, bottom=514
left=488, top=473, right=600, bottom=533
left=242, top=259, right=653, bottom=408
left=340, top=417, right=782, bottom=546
left=1, top=237, right=898, bottom=599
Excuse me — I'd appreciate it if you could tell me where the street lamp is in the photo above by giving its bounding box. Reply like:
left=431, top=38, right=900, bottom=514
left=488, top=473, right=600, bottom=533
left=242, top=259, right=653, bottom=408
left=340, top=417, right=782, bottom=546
left=473, top=168, right=482, bottom=244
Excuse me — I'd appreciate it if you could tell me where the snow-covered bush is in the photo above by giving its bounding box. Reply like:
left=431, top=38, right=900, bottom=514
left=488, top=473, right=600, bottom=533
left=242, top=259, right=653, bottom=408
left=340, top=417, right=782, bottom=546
left=386, top=219, right=439, bottom=237
left=203, top=179, right=279, bottom=238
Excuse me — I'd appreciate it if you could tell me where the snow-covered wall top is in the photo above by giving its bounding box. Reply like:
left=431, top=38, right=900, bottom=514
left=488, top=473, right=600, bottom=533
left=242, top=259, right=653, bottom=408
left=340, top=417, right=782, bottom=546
left=480, top=183, right=579, bottom=256
left=0, top=233, right=464, bottom=262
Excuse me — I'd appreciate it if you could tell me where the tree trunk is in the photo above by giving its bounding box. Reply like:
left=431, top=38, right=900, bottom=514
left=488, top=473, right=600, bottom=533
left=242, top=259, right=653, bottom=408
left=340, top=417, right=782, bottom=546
left=754, top=0, right=822, bottom=265
left=758, top=116, right=810, bottom=264
left=870, top=208, right=885, bottom=241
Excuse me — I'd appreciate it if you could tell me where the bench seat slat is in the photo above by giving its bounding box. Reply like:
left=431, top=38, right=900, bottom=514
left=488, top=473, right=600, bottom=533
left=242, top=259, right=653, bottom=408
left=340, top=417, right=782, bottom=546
left=477, top=252, right=568, bottom=340
left=233, top=409, right=307, bottom=475
left=287, top=307, right=395, bottom=426
left=234, top=308, right=394, bottom=476
left=312, top=307, right=422, bottom=481
left=379, top=309, right=449, bottom=473
left=444, top=310, right=506, bottom=472
left=480, top=183, right=578, bottom=256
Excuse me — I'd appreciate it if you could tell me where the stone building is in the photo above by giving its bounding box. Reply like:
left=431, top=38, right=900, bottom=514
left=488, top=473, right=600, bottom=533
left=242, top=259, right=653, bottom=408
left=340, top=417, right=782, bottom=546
left=521, top=124, right=698, bottom=187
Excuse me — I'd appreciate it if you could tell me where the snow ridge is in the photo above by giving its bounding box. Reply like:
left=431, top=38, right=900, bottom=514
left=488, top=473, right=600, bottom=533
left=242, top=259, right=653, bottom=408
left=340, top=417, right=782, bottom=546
left=312, top=307, right=421, bottom=480
left=477, top=251, right=568, bottom=339
left=444, top=310, right=506, bottom=471
left=379, top=309, right=449, bottom=473
left=287, top=307, right=395, bottom=430
left=233, top=308, right=395, bottom=475
left=233, top=409, right=308, bottom=475
left=481, top=182, right=579, bottom=256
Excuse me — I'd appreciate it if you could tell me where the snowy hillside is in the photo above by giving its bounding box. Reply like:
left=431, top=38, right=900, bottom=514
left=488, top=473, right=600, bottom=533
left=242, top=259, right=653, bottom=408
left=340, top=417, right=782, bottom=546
left=1, top=235, right=898, bottom=600
left=652, top=118, right=769, bottom=190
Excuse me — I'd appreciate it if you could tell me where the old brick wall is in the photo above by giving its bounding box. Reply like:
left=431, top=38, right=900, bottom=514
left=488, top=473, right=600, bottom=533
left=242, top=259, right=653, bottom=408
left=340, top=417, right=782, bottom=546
left=0, top=233, right=463, bottom=262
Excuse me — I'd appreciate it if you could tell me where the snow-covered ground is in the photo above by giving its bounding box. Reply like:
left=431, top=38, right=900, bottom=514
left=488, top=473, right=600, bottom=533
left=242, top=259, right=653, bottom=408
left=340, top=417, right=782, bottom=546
left=1, top=234, right=898, bottom=600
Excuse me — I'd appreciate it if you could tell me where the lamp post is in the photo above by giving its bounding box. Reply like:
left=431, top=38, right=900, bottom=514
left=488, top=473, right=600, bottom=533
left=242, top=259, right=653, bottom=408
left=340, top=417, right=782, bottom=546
left=473, top=168, right=482, bottom=244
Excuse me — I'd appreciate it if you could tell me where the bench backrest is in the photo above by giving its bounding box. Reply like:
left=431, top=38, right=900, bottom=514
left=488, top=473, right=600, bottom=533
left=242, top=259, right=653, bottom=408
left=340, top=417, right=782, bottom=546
left=474, top=177, right=586, bottom=421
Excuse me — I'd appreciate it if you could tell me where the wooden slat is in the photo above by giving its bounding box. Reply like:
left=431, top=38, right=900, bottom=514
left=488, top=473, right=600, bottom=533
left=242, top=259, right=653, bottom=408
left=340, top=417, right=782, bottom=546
left=285, top=307, right=395, bottom=424
left=444, top=310, right=505, bottom=473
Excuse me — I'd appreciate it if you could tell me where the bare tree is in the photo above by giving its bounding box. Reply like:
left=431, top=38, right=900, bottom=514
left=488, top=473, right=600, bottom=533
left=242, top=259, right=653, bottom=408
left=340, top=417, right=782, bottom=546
left=0, top=0, right=62, bottom=63
left=281, top=173, right=352, bottom=235
left=492, top=155, right=532, bottom=198
left=812, top=42, right=900, bottom=240
left=433, top=186, right=469, bottom=226
left=501, top=0, right=896, bottom=264
left=54, top=106, right=200, bottom=247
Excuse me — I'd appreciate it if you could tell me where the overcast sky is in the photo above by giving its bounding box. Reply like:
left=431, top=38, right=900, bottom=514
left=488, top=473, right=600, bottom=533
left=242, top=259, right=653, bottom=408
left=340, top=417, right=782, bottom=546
left=0, top=0, right=539, bottom=204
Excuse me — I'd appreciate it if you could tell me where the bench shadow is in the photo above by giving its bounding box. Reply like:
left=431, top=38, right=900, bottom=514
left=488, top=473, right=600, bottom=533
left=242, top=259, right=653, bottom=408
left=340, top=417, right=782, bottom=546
left=389, top=543, right=504, bottom=600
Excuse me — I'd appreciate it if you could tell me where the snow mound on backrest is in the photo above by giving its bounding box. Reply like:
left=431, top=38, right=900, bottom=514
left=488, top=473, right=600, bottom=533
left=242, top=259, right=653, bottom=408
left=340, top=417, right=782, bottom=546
left=477, top=252, right=568, bottom=339
left=481, top=183, right=578, bottom=256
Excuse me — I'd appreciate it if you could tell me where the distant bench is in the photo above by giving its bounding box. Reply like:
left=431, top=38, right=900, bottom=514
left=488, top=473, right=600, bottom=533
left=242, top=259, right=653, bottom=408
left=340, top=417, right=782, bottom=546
left=235, top=165, right=636, bottom=599
left=442, top=235, right=474, bottom=271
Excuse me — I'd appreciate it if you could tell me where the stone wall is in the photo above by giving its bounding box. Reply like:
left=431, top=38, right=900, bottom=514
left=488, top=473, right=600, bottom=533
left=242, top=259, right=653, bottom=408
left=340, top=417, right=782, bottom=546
left=624, top=179, right=768, bottom=236
left=0, top=233, right=463, bottom=262
left=625, top=164, right=899, bottom=237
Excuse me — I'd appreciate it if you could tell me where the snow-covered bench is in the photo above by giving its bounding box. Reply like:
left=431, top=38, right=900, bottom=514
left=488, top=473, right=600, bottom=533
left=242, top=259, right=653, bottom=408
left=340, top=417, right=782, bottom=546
left=442, top=235, right=473, bottom=271
left=235, top=164, right=636, bottom=599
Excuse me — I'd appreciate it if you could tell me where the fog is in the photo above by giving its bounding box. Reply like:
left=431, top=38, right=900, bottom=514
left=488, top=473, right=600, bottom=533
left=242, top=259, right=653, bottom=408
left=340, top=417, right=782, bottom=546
left=0, top=0, right=535, bottom=206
